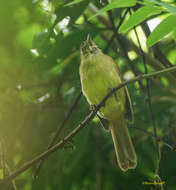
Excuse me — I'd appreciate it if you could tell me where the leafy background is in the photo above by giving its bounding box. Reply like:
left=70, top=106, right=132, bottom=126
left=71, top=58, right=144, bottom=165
left=0, top=0, right=176, bottom=189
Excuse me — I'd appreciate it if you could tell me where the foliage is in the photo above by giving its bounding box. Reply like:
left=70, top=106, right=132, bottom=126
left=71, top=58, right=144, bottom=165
left=0, top=0, right=176, bottom=189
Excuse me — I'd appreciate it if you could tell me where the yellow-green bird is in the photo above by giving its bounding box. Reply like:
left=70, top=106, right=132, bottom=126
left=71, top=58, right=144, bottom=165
left=79, top=37, right=137, bottom=171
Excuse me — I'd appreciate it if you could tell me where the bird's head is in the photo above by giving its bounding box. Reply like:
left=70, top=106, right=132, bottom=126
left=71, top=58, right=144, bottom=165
left=80, top=35, right=100, bottom=58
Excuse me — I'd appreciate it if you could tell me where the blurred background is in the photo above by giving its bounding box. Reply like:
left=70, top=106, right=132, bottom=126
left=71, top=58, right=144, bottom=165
left=0, top=0, right=176, bottom=189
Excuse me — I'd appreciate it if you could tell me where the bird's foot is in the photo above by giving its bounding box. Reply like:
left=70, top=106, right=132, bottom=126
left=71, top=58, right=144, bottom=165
left=108, top=87, right=115, bottom=93
left=90, top=104, right=97, bottom=111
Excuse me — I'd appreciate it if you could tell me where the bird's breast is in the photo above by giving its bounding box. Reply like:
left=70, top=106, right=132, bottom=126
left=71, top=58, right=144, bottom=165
left=80, top=54, right=125, bottom=120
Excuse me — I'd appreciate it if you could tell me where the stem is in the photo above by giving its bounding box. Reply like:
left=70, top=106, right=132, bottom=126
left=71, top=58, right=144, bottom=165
left=0, top=66, right=176, bottom=186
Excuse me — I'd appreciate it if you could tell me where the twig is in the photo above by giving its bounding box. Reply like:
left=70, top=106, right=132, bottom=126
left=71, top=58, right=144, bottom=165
left=128, top=126, right=174, bottom=151
left=87, top=3, right=175, bottom=83
left=34, top=8, right=128, bottom=178
left=88, top=3, right=111, bottom=27
left=93, top=128, right=104, bottom=190
left=0, top=66, right=176, bottom=186
left=33, top=91, right=82, bottom=178
left=105, top=5, right=146, bottom=92
left=0, top=138, right=18, bottom=190
left=118, top=35, right=175, bottom=83
left=103, top=8, right=129, bottom=53
left=132, top=15, right=162, bottom=189
left=141, top=21, right=173, bottom=68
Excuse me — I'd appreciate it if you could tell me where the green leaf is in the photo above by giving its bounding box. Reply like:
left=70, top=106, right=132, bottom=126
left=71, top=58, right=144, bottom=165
left=158, top=2, right=176, bottom=15
left=147, top=15, right=176, bottom=47
left=119, top=5, right=161, bottom=33
left=144, top=0, right=176, bottom=15
left=47, top=27, right=101, bottom=62
left=161, top=77, right=169, bottom=87
left=64, top=0, right=84, bottom=7
left=173, top=28, right=176, bottom=40
left=88, top=0, right=137, bottom=20
left=55, top=0, right=89, bottom=26
left=32, top=31, right=51, bottom=54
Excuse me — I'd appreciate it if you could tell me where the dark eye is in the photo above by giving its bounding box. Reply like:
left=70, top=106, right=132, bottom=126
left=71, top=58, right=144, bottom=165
left=82, top=46, right=86, bottom=52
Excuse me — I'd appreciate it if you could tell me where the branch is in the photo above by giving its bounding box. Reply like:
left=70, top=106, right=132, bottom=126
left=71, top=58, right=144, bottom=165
left=128, top=126, right=174, bottom=151
left=103, top=8, right=129, bottom=53
left=1, top=66, right=176, bottom=186
left=87, top=3, right=176, bottom=83
left=141, top=21, right=173, bottom=68
left=33, top=91, right=82, bottom=178
left=132, top=16, right=161, bottom=178
left=105, top=4, right=146, bottom=92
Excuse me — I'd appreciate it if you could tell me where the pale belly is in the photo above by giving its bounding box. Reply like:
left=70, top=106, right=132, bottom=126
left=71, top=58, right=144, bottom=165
left=80, top=63, right=125, bottom=120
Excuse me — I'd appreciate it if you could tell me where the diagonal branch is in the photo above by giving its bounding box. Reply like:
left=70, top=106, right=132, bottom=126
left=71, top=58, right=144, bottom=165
left=33, top=91, right=82, bottom=178
left=105, top=4, right=146, bottom=92
left=1, top=66, right=176, bottom=187
left=132, top=18, right=161, bottom=180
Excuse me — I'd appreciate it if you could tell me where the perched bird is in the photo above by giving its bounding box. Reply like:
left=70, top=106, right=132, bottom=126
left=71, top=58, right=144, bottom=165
left=79, top=36, right=137, bottom=171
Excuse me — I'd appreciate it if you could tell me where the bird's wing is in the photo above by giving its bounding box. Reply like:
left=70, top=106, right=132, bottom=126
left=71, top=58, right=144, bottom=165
left=114, top=61, right=134, bottom=123
left=124, top=86, right=134, bottom=123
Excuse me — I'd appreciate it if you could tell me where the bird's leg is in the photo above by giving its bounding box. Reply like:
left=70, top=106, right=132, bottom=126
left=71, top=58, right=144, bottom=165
left=90, top=104, right=98, bottom=111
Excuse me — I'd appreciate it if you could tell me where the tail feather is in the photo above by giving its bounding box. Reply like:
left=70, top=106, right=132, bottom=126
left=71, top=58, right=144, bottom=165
left=110, top=118, right=136, bottom=171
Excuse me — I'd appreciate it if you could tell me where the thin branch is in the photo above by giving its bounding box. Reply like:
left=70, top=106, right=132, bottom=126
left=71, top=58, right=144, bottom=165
left=0, top=138, right=18, bottom=190
left=119, top=35, right=176, bottom=83
left=141, top=21, right=173, bottom=68
left=0, top=66, right=176, bottom=186
left=34, top=8, right=128, bottom=178
left=132, top=18, right=161, bottom=180
left=87, top=3, right=175, bottom=83
left=33, top=91, right=82, bottom=178
left=103, top=8, right=129, bottom=53
left=88, top=3, right=111, bottom=27
left=93, top=128, right=104, bottom=190
left=105, top=5, right=146, bottom=92
left=128, top=126, right=174, bottom=151
left=107, top=6, right=162, bottom=183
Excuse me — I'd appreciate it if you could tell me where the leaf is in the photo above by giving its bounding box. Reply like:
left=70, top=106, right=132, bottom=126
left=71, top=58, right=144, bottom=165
left=144, top=0, right=176, bottom=15
left=55, top=0, right=90, bottom=26
left=119, top=5, right=161, bottom=33
left=64, top=0, right=84, bottom=7
left=147, top=15, right=176, bottom=47
left=64, top=87, right=76, bottom=105
left=158, top=2, right=176, bottom=15
left=32, top=31, right=51, bottom=54
left=47, top=27, right=101, bottom=64
left=88, top=0, right=137, bottom=20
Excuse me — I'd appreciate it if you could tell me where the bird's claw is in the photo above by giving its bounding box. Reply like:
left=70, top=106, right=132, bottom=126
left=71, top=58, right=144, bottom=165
left=90, top=104, right=97, bottom=111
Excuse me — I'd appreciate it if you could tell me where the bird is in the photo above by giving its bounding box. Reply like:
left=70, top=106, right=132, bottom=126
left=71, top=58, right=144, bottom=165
left=79, top=36, right=137, bottom=171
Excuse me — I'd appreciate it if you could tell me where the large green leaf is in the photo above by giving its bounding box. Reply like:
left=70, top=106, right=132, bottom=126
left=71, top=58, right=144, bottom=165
left=158, top=1, right=176, bottom=15
left=119, top=5, right=161, bottom=33
left=32, top=31, right=51, bottom=54
left=144, top=0, right=176, bottom=15
left=55, top=0, right=89, bottom=26
left=46, top=27, right=101, bottom=64
left=147, top=15, right=176, bottom=47
left=88, top=0, right=137, bottom=20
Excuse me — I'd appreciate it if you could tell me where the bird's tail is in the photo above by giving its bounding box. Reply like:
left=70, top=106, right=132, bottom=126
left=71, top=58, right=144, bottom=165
left=110, top=118, right=137, bottom=171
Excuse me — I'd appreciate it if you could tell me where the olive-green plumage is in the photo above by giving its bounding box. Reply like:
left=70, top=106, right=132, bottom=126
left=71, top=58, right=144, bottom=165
left=79, top=37, right=137, bottom=171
